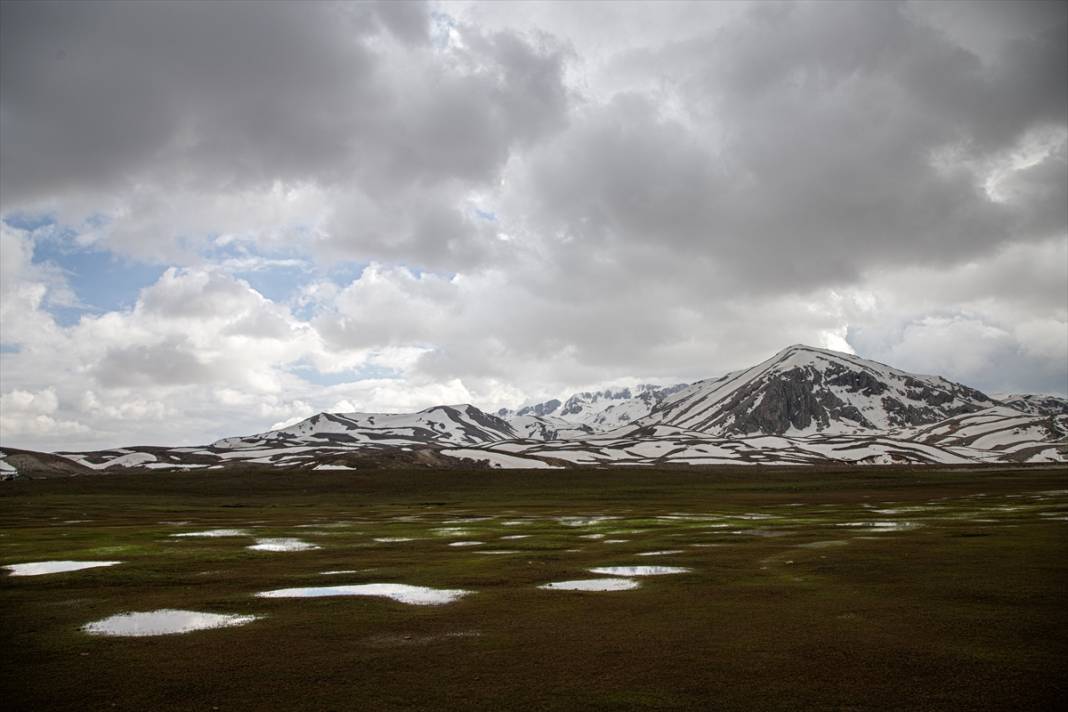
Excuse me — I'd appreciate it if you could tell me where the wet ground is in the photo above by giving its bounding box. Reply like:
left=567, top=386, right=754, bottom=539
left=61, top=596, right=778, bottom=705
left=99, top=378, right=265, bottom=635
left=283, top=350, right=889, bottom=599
left=1, top=465, right=1066, bottom=711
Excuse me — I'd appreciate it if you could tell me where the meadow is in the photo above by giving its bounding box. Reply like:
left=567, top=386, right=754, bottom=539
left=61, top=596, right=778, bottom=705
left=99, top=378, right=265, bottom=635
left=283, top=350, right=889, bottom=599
left=2, top=465, right=1066, bottom=711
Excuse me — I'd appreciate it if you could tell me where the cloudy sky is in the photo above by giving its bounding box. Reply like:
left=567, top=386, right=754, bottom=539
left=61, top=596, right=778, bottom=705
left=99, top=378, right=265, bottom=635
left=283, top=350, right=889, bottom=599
left=1, top=0, right=1065, bottom=451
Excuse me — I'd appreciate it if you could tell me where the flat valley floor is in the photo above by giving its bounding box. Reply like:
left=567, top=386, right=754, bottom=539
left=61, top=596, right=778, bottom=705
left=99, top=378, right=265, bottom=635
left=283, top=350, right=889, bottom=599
left=2, top=465, right=1066, bottom=711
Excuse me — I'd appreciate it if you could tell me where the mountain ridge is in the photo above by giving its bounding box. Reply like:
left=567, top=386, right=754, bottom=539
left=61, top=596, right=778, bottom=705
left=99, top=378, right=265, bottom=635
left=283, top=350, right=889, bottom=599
left=2, top=345, right=1064, bottom=477
left=642, top=344, right=997, bottom=436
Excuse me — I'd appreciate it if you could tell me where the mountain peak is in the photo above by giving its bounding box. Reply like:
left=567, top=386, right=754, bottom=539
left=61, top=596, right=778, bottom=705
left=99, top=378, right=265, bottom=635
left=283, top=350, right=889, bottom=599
left=773, top=343, right=855, bottom=361
left=648, top=346, right=995, bottom=436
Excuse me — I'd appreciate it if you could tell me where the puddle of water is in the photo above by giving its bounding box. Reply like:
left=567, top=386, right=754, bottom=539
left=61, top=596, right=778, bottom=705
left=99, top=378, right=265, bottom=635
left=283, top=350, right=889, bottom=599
left=500, top=535, right=530, bottom=540
left=172, top=529, right=250, bottom=538
left=590, top=566, right=691, bottom=576
left=866, top=523, right=921, bottom=532
left=558, top=516, right=619, bottom=527
left=5, top=560, right=121, bottom=576
left=374, top=537, right=416, bottom=543
left=247, top=538, right=320, bottom=552
left=539, top=578, right=640, bottom=591
left=578, top=533, right=606, bottom=540
left=83, top=609, right=259, bottom=636
left=256, top=583, right=471, bottom=605
left=473, top=550, right=519, bottom=555
left=836, top=521, right=919, bottom=531
left=448, top=541, right=484, bottom=547
left=432, top=527, right=474, bottom=537
left=796, top=540, right=849, bottom=549
left=603, top=539, right=628, bottom=544
left=837, top=523, right=905, bottom=529
left=320, top=570, right=358, bottom=575
left=637, top=550, right=685, bottom=556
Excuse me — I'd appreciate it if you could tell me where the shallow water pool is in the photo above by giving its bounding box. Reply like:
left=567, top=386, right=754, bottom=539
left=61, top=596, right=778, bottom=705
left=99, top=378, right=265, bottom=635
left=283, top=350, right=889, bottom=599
left=247, top=538, right=320, bottom=552
left=589, top=565, right=691, bottom=576
left=539, top=578, right=640, bottom=591
left=256, top=583, right=471, bottom=606
left=5, top=560, right=121, bottom=576
left=83, top=609, right=259, bottom=636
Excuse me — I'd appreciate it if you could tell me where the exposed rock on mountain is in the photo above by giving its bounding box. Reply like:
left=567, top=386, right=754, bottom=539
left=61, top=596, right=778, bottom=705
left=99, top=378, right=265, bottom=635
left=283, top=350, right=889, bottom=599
left=215, top=404, right=519, bottom=450
left=997, top=394, right=1068, bottom=417
left=505, top=415, right=594, bottom=441
left=7, top=345, right=1065, bottom=477
left=647, top=345, right=997, bottom=436
left=501, top=383, right=688, bottom=434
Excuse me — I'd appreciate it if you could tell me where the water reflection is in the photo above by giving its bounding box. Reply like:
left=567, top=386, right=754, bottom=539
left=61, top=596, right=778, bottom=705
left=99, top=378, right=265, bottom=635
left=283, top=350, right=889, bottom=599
left=256, top=583, right=470, bottom=605
left=83, top=609, right=259, bottom=636
left=539, top=578, right=640, bottom=591
left=5, top=560, right=121, bottom=576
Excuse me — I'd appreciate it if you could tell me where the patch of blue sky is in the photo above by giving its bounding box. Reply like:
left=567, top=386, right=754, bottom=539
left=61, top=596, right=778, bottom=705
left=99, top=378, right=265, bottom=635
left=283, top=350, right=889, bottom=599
left=0, top=343, right=20, bottom=354
left=289, top=361, right=402, bottom=387
left=304, top=257, right=457, bottom=291
left=32, top=240, right=165, bottom=313
left=10, top=215, right=165, bottom=323
left=474, top=208, right=496, bottom=222
left=3, top=211, right=56, bottom=232
left=230, top=261, right=311, bottom=303
left=429, top=11, right=458, bottom=50
left=322, top=260, right=370, bottom=287
left=200, top=239, right=315, bottom=302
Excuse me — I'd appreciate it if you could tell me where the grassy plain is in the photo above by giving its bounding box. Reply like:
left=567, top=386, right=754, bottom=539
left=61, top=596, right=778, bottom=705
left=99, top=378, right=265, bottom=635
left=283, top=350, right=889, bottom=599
left=1, top=465, right=1066, bottom=711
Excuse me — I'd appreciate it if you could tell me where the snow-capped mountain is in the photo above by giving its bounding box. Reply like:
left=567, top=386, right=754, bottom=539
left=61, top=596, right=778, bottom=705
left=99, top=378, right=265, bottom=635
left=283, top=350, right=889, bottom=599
left=5, top=345, right=1065, bottom=477
left=644, top=345, right=997, bottom=436
left=500, top=383, right=688, bottom=433
left=996, top=394, right=1068, bottom=417
left=214, top=404, right=519, bottom=450
left=904, top=406, right=1068, bottom=457
left=504, top=415, right=595, bottom=441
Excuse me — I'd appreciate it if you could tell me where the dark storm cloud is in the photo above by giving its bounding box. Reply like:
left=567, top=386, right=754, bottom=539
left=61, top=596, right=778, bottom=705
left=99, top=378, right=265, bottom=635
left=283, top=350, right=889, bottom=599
left=516, top=0, right=1066, bottom=296
left=1, top=1, right=378, bottom=202
left=0, top=0, right=570, bottom=269
left=371, top=0, right=433, bottom=46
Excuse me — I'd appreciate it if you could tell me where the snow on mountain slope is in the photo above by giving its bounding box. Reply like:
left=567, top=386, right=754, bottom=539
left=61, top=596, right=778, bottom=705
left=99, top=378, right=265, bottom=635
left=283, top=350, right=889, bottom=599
left=500, top=383, right=688, bottom=434
left=902, top=406, right=1068, bottom=455
left=469, top=431, right=980, bottom=466
left=213, top=404, right=518, bottom=450
left=505, top=415, right=595, bottom=441
left=645, top=345, right=997, bottom=436
left=996, top=394, right=1068, bottom=417
left=20, top=345, right=1066, bottom=477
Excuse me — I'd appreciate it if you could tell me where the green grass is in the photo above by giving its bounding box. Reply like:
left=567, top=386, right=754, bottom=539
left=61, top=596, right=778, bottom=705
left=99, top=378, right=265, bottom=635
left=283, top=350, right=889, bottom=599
left=1, top=465, right=1066, bottom=711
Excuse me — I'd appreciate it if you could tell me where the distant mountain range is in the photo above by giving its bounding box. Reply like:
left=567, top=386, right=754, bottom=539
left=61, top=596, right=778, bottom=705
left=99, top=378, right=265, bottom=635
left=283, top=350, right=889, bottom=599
left=2, top=345, right=1065, bottom=477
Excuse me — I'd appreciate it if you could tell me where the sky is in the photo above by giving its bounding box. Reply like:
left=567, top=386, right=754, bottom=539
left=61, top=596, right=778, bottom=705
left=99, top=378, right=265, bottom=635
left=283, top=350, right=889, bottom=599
left=0, top=0, right=1065, bottom=451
